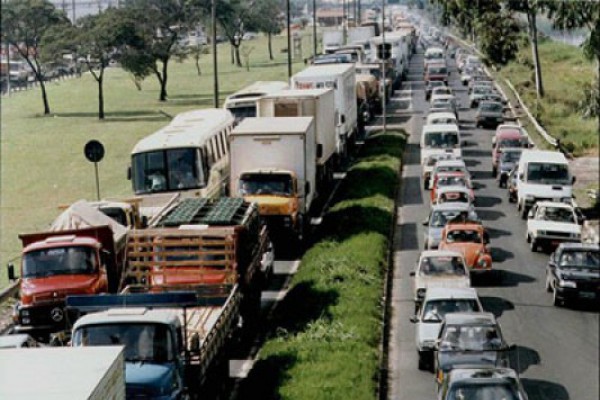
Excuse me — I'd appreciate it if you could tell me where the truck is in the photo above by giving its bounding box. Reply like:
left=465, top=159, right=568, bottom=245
left=356, top=73, right=379, bottom=126
left=322, top=30, right=344, bottom=53
left=348, top=26, right=376, bottom=46
left=256, top=88, right=337, bottom=186
left=291, top=64, right=358, bottom=159
left=230, top=117, right=316, bottom=243
left=0, top=346, right=125, bottom=399
left=8, top=200, right=127, bottom=336
left=67, top=197, right=271, bottom=398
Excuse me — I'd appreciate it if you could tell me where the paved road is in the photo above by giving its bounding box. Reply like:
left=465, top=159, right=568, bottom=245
left=388, top=45, right=599, bottom=400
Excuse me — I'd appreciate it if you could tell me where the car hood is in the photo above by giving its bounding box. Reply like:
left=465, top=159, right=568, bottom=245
left=528, top=220, right=581, bottom=234
left=441, top=243, right=484, bottom=267
left=126, top=361, right=175, bottom=392
left=417, top=322, right=442, bottom=347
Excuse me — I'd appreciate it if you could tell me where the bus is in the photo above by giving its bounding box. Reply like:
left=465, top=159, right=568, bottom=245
left=129, top=108, right=235, bottom=216
left=223, top=81, right=288, bottom=122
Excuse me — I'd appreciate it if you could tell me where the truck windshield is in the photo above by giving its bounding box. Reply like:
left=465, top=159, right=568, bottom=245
left=226, top=104, right=257, bottom=121
left=239, top=174, right=293, bottom=196
left=73, top=323, right=175, bottom=363
left=527, top=162, right=570, bottom=185
left=22, top=246, right=96, bottom=278
left=132, top=148, right=205, bottom=194
left=424, top=132, right=458, bottom=148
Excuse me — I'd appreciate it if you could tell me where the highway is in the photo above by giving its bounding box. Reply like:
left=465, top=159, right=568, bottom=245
left=388, top=43, right=599, bottom=400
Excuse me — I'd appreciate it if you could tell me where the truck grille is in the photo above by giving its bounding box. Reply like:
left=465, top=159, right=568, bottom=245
left=545, top=231, right=572, bottom=239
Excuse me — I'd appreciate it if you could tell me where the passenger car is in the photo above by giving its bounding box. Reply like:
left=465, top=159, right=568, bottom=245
left=434, top=312, right=510, bottom=387
left=410, top=250, right=471, bottom=309
left=497, top=148, right=523, bottom=188
left=425, top=111, right=457, bottom=126
left=431, top=173, right=474, bottom=205
left=422, top=153, right=459, bottom=190
left=423, top=203, right=478, bottom=250
left=492, top=130, right=528, bottom=177
left=475, top=101, right=504, bottom=129
left=526, top=201, right=582, bottom=252
left=425, top=80, right=447, bottom=100
left=430, top=94, right=459, bottom=119
left=438, top=367, right=529, bottom=400
left=411, top=287, right=482, bottom=371
left=546, top=243, right=599, bottom=306
left=439, top=220, right=492, bottom=272
left=434, top=186, right=474, bottom=207
left=420, top=124, right=462, bottom=165
left=469, top=85, right=495, bottom=108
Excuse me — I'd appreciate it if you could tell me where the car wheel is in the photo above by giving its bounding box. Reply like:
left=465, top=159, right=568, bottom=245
left=545, top=271, right=552, bottom=292
left=530, top=237, right=538, bottom=252
left=417, top=351, right=429, bottom=371
left=492, top=167, right=497, bottom=177
left=552, top=284, right=563, bottom=307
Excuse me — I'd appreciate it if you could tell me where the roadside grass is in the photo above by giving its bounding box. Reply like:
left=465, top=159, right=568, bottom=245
left=495, top=38, right=597, bottom=155
left=237, top=132, right=405, bottom=399
left=0, top=32, right=315, bottom=287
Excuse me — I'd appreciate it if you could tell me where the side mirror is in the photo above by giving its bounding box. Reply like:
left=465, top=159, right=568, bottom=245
left=410, top=316, right=418, bottom=323
left=7, top=263, right=17, bottom=281
left=527, top=210, right=534, bottom=219
left=316, top=144, right=323, bottom=159
left=127, top=166, right=132, bottom=181
left=422, top=219, right=429, bottom=226
left=305, top=181, right=311, bottom=196
left=409, top=271, right=416, bottom=277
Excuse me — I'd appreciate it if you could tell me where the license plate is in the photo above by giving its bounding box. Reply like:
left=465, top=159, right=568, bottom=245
left=579, top=291, right=596, bottom=299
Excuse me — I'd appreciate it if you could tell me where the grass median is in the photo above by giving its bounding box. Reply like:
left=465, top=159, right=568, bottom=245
left=237, top=131, right=405, bottom=399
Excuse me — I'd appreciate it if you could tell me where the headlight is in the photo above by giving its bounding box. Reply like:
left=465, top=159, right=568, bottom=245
left=21, top=310, right=29, bottom=317
left=558, top=279, right=576, bottom=288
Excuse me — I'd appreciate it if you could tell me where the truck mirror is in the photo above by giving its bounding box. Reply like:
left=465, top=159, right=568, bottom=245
left=127, top=166, right=132, bottom=181
left=305, top=182, right=311, bottom=196
left=409, top=271, right=416, bottom=277
left=409, top=315, right=418, bottom=323
left=340, top=114, right=346, bottom=124
left=316, top=144, right=323, bottom=159
left=7, top=263, right=16, bottom=281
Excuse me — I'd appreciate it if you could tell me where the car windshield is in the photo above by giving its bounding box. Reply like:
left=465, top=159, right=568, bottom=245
left=500, top=151, right=521, bottom=163
left=239, top=173, right=293, bottom=196
left=540, top=206, right=575, bottom=223
left=428, top=66, right=447, bottom=74
left=559, top=250, right=599, bottom=269
left=473, top=87, right=491, bottom=95
left=526, top=162, right=570, bottom=185
left=438, top=176, right=467, bottom=188
left=446, top=229, right=482, bottom=243
left=428, top=81, right=445, bottom=89
left=425, top=132, right=458, bottom=148
left=436, top=165, right=465, bottom=175
left=22, top=246, right=96, bottom=278
left=480, top=102, right=503, bottom=112
left=430, top=210, right=473, bottom=228
left=430, top=117, right=456, bottom=125
left=499, top=138, right=523, bottom=149
left=72, top=323, right=175, bottom=363
left=419, top=256, right=467, bottom=276
left=440, top=325, right=503, bottom=351
left=447, top=383, right=519, bottom=400
left=421, top=299, right=480, bottom=323
left=439, top=192, right=470, bottom=204
left=132, top=148, right=204, bottom=194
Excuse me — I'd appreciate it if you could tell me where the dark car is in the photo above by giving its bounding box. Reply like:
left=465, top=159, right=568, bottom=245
left=497, top=148, right=523, bottom=188
left=426, top=80, right=447, bottom=100
left=434, top=312, right=511, bottom=388
left=438, top=367, right=529, bottom=400
left=546, top=243, right=599, bottom=307
left=475, top=100, right=504, bottom=129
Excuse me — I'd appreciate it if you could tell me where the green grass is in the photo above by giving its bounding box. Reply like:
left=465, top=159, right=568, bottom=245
left=496, top=38, right=598, bottom=156
left=0, top=32, right=317, bottom=288
left=236, top=132, right=405, bottom=399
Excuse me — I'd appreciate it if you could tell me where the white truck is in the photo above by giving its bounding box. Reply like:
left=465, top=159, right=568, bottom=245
left=322, top=30, right=344, bottom=53
left=348, top=26, right=376, bottom=45
left=369, top=34, right=407, bottom=87
left=257, top=88, right=337, bottom=185
left=291, top=64, right=357, bottom=160
left=230, top=117, right=316, bottom=243
left=515, top=150, right=575, bottom=219
left=0, top=346, right=125, bottom=400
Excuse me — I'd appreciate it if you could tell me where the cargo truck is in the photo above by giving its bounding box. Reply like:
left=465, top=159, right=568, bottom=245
left=322, top=30, right=344, bottom=53
left=230, top=117, right=316, bottom=243
left=0, top=346, right=125, bottom=400
left=291, top=64, right=357, bottom=160
left=257, top=88, right=337, bottom=185
left=8, top=201, right=127, bottom=336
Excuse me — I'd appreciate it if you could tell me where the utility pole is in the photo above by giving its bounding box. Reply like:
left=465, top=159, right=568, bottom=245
left=358, top=0, right=361, bottom=25
left=342, top=0, right=347, bottom=44
left=381, top=0, right=386, bottom=135
left=72, top=0, right=76, bottom=22
left=212, top=0, right=219, bottom=107
left=286, top=0, right=292, bottom=80
left=313, top=0, right=317, bottom=58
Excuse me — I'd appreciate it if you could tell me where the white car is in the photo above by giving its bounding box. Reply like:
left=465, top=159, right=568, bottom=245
left=527, top=201, right=582, bottom=252
left=430, top=94, right=459, bottom=118
left=425, top=111, right=457, bottom=127
left=410, top=250, right=471, bottom=308
left=422, top=153, right=459, bottom=190
left=410, top=287, right=482, bottom=370
left=434, top=185, right=474, bottom=207
left=430, top=86, right=453, bottom=99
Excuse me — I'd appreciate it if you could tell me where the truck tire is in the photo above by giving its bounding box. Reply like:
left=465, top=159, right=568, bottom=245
left=492, top=166, right=497, bottom=178
left=530, top=237, right=538, bottom=252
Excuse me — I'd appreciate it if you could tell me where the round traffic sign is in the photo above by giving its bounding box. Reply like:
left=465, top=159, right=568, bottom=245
left=84, top=140, right=105, bottom=163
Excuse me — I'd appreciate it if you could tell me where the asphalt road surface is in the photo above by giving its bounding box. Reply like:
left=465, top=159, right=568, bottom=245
left=388, top=43, right=599, bottom=400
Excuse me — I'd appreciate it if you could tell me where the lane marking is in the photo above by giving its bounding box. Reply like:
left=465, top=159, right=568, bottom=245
left=229, top=360, right=255, bottom=379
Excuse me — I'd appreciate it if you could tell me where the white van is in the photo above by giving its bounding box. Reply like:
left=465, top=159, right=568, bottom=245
left=420, top=124, right=462, bottom=165
left=515, top=150, right=575, bottom=218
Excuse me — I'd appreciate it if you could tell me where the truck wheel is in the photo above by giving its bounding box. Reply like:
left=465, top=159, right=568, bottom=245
left=520, top=207, right=528, bottom=220
left=552, top=286, right=563, bottom=307
left=530, top=238, right=538, bottom=252
left=492, top=167, right=497, bottom=178
left=417, top=351, right=430, bottom=371
left=545, top=271, right=552, bottom=292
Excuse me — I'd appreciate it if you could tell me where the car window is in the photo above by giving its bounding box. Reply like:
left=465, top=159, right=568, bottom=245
left=419, top=256, right=467, bottom=276
left=446, top=229, right=481, bottom=243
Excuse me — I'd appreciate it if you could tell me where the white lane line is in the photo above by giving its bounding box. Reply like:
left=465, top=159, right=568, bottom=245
left=261, top=290, right=288, bottom=301
left=273, top=260, right=301, bottom=275
left=229, top=359, right=255, bottom=378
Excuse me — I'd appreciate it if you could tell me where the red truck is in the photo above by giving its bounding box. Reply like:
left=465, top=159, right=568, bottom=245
left=8, top=202, right=126, bottom=336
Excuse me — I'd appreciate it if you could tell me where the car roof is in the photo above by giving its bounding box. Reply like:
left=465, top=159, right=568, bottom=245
left=497, top=130, right=524, bottom=139
left=427, top=112, right=456, bottom=120
left=420, top=249, right=465, bottom=259
left=424, top=287, right=479, bottom=301
left=431, top=94, right=454, bottom=100
left=520, top=150, right=568, bottom=164
left=534, top=201, right=573, bottom=209
left=73, top=307, right=182, bottom=330
left=558, top=242, right=599, bottom=251
left=438, top=185, right=470, bottom=194
left=422, top=124, right=459, bottom=133
left=435, top=159, right=466, bottom=167
left=444, top=312, right=496, bottom=325
left=448, top=367, right=519, bottom=382
left=432, top=202, right=472, bottom=212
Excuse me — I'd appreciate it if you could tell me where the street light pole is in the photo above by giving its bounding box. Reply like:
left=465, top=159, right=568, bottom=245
left=287, top=0, right=292, bottom=80
left=381, top=0, right=386, bottom=135
left=313, top=0, right=317, bottom=57
left=212, top=0, right=219, bottom=108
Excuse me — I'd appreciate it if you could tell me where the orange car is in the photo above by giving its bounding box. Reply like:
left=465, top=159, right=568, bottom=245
left=430, top=172, right=474, bottom=204
left=439, top=220, right=492, bottom=272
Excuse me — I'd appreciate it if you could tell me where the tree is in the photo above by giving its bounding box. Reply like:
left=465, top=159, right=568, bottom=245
left=214, top=0, right=260, bottom=67
left=252, top=0, right=283, bottom=61
left=475, top=10, right=521, bottom=66
left=74, top=8, right=138, bottom=119
left=1, top=0, right=71, bottom=115
left=119, top=0, right=202, bottom=101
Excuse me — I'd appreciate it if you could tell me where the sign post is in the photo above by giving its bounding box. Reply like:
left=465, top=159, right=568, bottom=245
left=84, top=140, right=105, bottom=201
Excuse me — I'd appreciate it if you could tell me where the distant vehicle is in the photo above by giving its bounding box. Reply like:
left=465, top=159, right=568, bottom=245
left=475, top=100, right=504, bottom=129
left=431, top=173, right=474, bottom=205
left=423, top=203, right=478, bottom=250
left=438, top=367, right=529, bottom=400
left=434, top=185, right=474, bottom=207
left=223, top=81, right=289, bottom=122
left=422, top=153, right=460, bottom=190
left=410, top=287, right=482, bottom=371
left=439, top=220, right=492, bottom=273
left=430, top=95, right=459, bottom=119
left=420, top=124, right=462, bottom=165
left=431, top=86, right=453, bottom=99
left=526, top=201, right=582, bottom=252
left=426, top=111, right=457, bottom=127
left=434, top=312, right=511, bottom=388
left=425, top=63, right=449, bottom=85
left=469, top=86, right=495, bottom=108
left=492, top=130, right=528, bottom=177
left=546, top=243, right=599, bottom=306
left=410, top=250, right=471, bottom=310
left=497, top=148, right=523, bottom=188
left=425, top=80, right=447, bottom=100
left=424, top=47, right=445, bottom=68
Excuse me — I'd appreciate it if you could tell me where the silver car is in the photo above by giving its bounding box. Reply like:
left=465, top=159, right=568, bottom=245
left=423, top=203, right=479, bottom=249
